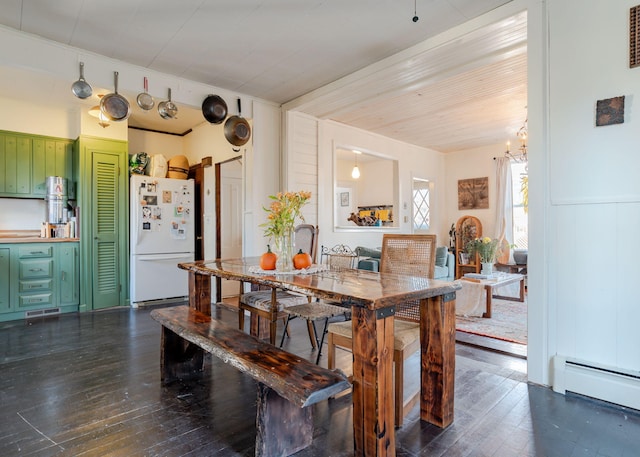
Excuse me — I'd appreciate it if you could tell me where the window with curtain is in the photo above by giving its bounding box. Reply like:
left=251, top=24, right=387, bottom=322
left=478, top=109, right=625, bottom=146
left=512, top=162, right=528, bottom=249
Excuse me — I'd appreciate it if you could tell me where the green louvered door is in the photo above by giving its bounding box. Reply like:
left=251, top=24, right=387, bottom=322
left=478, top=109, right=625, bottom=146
left=91, top=152, right=121, bottom=310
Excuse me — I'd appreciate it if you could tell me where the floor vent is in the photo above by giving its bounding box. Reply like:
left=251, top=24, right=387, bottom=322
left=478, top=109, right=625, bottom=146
left=25, top=308, right=61, bottom=318
left=552, top=355, right=640, bottom=410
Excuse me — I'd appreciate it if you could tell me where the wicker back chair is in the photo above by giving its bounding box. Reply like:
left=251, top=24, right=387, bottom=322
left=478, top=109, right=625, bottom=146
left=380, top=234, right=436, bottom=323
left=327, top=233, right=437, bottom=427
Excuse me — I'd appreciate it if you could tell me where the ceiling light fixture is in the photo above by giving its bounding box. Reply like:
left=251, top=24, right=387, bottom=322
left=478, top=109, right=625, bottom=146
left=88, top=96, right=110, bottom=128
left=412, top=0, right=419, bottom=22
left=351, top=150, right=361, bottom=179
left=505, top=118, right=527, bottom=163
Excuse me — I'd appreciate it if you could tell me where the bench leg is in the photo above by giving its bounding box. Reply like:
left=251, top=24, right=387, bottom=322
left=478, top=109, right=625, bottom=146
left=160, top=326, right=204, bottom=385
left=255, top=383, right=313, bottom=457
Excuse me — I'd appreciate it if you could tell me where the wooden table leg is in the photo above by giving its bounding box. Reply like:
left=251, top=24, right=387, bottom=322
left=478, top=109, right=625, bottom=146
left=420, top=293, right=456, bottom=428
left=351, top=306, right=395, bottom=457
left=483, top=285, right=492, bottom=318
left=189, top=271, right=211, bottom=316
left=491, top=278, right=526, bottom=305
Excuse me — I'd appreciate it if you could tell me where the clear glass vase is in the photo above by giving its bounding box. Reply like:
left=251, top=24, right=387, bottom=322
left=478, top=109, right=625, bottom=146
left=275, top=227, right=294, bottom=272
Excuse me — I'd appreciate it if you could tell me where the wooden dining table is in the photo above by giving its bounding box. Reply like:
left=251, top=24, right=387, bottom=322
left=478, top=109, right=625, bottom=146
left=178, top=258, right=461, bottom=457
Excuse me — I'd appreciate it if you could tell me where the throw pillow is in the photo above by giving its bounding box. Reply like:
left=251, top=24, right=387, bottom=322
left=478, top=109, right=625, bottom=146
left=356, top=246, right=382, bottom=259
left=435, top=246, right=448, bottom=267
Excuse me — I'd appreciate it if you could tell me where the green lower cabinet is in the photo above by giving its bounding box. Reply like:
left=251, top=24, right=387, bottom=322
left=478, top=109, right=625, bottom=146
left=58, top=243, right=79, bottom=306
left=0, top=242, right=79, bottom=322
left=0, top=248, right=9, bottom=313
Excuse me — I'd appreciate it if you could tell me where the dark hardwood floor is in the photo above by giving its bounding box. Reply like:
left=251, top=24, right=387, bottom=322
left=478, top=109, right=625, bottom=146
left=1, top=303, right=638, bottom=457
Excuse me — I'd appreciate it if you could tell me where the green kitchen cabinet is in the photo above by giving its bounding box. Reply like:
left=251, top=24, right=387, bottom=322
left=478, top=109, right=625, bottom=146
left=32, top=137, right=75, bottom=198
left=58, top=243, right=79, bottom=306
left=0, top=248, right=9, bottom=313
left=0, top=130, right=75, bottom=199
left=0, top=133, right=32, bottom=195
left=0, top=242, right=80, bottom=322
left=17, top=244, right=54, bottom=311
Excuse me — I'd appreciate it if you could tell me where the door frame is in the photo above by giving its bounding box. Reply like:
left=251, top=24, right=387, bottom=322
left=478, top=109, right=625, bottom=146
left=188, top=156, right=212, bottom=261
left=215, top=155, right=242, bottom=302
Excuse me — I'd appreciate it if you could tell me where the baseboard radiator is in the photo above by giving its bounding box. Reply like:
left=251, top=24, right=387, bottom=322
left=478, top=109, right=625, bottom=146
left=552, top=355, right=640, bottom=411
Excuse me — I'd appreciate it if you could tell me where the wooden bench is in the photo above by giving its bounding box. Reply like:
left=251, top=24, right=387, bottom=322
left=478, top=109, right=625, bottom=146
left=150, top=305, right=350, bottom=457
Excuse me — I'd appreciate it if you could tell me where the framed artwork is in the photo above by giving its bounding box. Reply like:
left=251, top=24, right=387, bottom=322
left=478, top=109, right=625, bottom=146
left=458, top=177, right=489, bottom=210
left=596, top=96, right=625, bottom=126
left=340, top=191, right=349, bottom=207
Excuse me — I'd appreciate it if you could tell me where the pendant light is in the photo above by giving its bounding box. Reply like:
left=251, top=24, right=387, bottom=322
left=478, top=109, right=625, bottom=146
left=88, top=95, right=110, bottom=128
left=351, top=150, right=361, bottom=179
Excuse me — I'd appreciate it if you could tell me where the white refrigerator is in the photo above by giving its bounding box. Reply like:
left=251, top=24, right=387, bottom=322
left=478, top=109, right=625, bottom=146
left=130, top=175, right=195, bottom=306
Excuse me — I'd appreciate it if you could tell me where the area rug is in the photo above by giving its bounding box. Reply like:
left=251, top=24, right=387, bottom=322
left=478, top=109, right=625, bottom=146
left=455, top=297, right=527, bottom=345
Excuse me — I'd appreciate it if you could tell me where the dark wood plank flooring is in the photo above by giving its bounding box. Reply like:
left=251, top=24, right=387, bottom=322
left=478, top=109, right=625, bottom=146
left=1, top=304, right=638, bottom=456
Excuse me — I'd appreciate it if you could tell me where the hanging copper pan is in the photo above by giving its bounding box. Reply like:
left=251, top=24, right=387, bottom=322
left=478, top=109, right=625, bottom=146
left=224, top=98, right=251, bottom=146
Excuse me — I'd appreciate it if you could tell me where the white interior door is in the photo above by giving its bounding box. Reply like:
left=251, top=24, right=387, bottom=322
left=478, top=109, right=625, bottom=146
left=220, top=160, right=242, bottom=298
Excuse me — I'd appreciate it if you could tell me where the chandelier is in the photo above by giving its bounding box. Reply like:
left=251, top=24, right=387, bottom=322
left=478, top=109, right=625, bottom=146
left=505, top=118, right=527, bottom=163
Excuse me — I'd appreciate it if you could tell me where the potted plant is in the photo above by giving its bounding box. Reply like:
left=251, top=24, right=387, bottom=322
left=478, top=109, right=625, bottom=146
left=466, top=237, right=501, bottom=275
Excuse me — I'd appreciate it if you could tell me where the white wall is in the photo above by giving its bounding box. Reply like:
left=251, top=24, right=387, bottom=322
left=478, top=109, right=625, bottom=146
left=544, top=0, right=640, bottom=397
left=445, top=143, right=505, bottom=240
left=0, top=97, right=79, bottom=139
left=0, top=199, right=44, bottom=230
left=128, top=129, right=185, bottom=158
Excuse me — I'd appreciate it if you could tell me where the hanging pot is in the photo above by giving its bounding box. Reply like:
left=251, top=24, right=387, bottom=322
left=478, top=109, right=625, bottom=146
left=224, top=99, right=251, bottom=147
left=202, top=94, right=227, bottom=124
left=157, top=88, right=178, bottom=120
left=136, top=77, right=154, bottom=111
left=71, top=61, right=92, bottom=99
left=100, top=71, right=131, bottom=122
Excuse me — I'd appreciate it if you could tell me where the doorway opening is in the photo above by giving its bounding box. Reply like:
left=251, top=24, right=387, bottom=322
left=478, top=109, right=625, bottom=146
left=215, top=157, right=243, bottom=304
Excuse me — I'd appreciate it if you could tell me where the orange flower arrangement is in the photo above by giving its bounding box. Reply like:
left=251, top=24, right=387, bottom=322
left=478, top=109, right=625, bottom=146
left=261, top=191, right=311, bottom=239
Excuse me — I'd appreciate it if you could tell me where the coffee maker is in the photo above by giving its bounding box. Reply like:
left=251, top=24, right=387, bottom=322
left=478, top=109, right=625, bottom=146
left=42, top=176, right=74, bottom=238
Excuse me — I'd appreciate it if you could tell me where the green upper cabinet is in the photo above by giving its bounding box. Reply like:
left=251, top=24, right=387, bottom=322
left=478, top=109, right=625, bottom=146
left=32, top=137, right=75, bottom=198
left=0, top=130, right=74, bottom=199
left=0, top=134, right=31, bottom=195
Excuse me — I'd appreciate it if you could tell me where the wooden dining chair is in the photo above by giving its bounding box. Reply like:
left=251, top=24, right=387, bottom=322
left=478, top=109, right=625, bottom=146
left=327, top=234, right=437, bottom=427
left=238, top=224, right=319, bottom=345
left=278, top=243, right=357, bottom=363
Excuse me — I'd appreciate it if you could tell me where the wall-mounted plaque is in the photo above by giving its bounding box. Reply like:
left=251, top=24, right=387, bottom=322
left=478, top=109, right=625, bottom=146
left=596, top=96, right=625, bottom=126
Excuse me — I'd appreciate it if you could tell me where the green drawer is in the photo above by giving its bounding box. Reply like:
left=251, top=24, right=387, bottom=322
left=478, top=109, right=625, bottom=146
left=19, top=293, right=53, bottom=308
left=19, top=278, right=53, bottom=293
left=19, top=259, right=53, bottom=279
left=18, top=246, right=53, bottom=258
